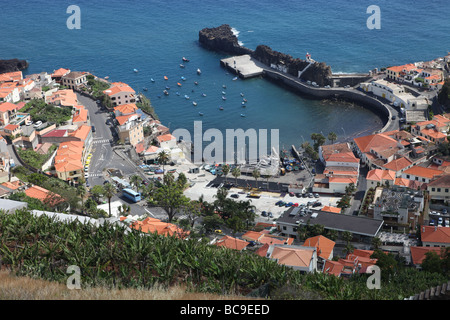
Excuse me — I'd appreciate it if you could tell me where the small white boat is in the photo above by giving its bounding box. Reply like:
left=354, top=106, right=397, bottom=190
left=222, top=96, right=226, bottom=100
left=151, top=78, right=155, bottom=82
left=222, top=85, right=227, bottom=89
left=201, top=93, right=207, bottom=97
left=180, top=64, right=185, bottom=68
left=182, top=57, right=190, bottom=62
left=232, top=77, right=238, bottom=81
left=193, top=101, right=197, bottom=106
left=181, top=76, right=187, bottom=81
left=134, top=69, right=139, bottom=73
left=219, top=106, right=224, bottom=110
left=199, top=112, right=204, bottom=116
left=222, top=91, right=226, bottom=95
left=185, top=95, right=190, bottom=100
left=241, top=114, right=246, bottom=117
left=240, top=93, right=244, bottom=97
left=197, top=68, right=201, bottom=75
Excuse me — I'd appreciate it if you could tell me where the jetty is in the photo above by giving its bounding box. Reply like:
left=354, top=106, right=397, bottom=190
left=220, top=55, right=264, bottom=79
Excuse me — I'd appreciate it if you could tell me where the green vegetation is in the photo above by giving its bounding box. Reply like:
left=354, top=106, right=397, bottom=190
left=136, top=94, right=158, bottom=120
left=86, top=75, right=110, bottom=99
left=438, top=78, right=450, bottom=108
left=1, top=209, right=448, bottom=300
left=17, top=145, right=57, bottom=169
left=20, top=99, right=72, bottom=125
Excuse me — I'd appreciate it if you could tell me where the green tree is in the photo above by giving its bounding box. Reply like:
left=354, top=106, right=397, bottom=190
left=102, top=182, right=116, bottom=217
left=252, top=168, right=261, bottom=189
left=327, top=132, right=337, bottom=144
left=130, top=175, right=142, bottom=191
left=231, top=167, right=241, bottom=185
left=156, top=151, right=170, bottom=180
left=371, top=237, right=382, bottom=250
left=177, top=172, right=188, bottom=189
left=151, top=178, right=190, bottom=222
left=222, top=164, right=230, bottom=183
left=90, top=185, right=104, bottom=203
left=77, top=184, right=87, bottom=214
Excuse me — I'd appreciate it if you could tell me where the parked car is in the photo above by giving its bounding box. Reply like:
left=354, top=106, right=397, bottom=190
left=312, top=202, right=322, bottom=207
left=289, top=192, right=295, bottom=197
left=261, top=211, right=267, bottom=217
left=296, top=193, right=302, bottom=198
left=308, top=193, right=314, bottom=198
left=314, top=193, right=320, bottom=198
left=268, top=212, right=273, bottom=218
left=33, top=121, right=42, bottom=128
left=230, top=194, right=239, bottom=199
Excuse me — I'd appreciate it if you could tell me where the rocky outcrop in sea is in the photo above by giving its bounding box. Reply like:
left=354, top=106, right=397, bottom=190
left=0, top=59, right=29, bottom=74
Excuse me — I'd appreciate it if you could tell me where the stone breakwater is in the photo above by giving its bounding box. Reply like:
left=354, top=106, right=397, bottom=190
left=199, top=24, right=332, bottom=86
left=199, top=24, right=393, bottom=133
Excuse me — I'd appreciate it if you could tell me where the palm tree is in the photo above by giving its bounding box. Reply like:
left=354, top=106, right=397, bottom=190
left=222, top=164, right=230, bottom=183
left=156, top=150, right=170, bottom=179
left=372, top=236, right=382, bottom=250
left=252, top=168, right=261, bottom=189
left=328, top=132, right=337, bottom=144
left=231, top=167, right=241, bottom=186
left=102, top=182, right=116, bottom=218
left=76, top=184, right=87, bottom=214
left=130, top=175, right=142, bottom=191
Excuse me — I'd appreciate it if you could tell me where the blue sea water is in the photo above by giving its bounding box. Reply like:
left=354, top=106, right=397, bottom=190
left=2, top=0, right=449, bottom=150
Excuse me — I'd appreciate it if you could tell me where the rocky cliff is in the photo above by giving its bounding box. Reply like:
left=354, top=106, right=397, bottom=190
left=199, top=24, right=253, bottom=56
left=198, top=25, right=332, bottom=86
left=0, top=59, right=29, bottom=74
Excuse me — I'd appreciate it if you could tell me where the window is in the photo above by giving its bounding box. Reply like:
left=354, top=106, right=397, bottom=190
left=445, top=189, right=449, bottom=193
left=437, top=188, right=441, bottom=192
left=432, top=188, right=435, bottom=192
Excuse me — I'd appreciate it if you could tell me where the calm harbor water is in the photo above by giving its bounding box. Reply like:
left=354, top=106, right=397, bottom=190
left=2, top=0, right=449, bottom=150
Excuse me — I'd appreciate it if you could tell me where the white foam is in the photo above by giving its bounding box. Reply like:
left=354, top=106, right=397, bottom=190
left=231, top=27, right=240, bottom=37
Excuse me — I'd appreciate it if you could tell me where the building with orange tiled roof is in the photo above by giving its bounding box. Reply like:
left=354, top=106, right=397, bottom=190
left=2, top=124, right=21, bottom=137
left=103, top=82, right=136, bottom=107
left=321, top=206, right=341, bottom=214
left=0, top=85, right=20, bottom=103
left=409, top=246, right=444, bottom=268
left=242, top=231, right=294, bottom=246
left=0, top=102, right=20, bottom=125
left=131, top=218, right=189, bottom=239
left=72, top=107, right=89, bottom=127
left=420, top=226, right=450, bottom=247
left=266, top=244, right=318, bottom=273
left=383, top=156, right=413, bottom=175
left=114, top=103, right=138, bottom=116
left=401, top=165, right=443, bottom=184
left=213, top=235, right=249, bottom=251
left=0, top=71, right=23, bottom=83
left=156, top=133, right=177, bottom=149
left=51, top=68, right=71, bottom=83
left=45, top=89, right=78, bottom=107
left=366, top=169, right=396, bottom=187
left=25, top=185, right=65, bottom=207
left=303, top=235, right=335, bottom=260
left=322, top=260, right=345, bottom=277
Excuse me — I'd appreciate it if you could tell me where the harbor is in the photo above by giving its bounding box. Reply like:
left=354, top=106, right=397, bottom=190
left=220, top=54, right=265, bottom=79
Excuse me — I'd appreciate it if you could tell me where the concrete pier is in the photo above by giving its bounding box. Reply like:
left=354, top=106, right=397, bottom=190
left=220, top=55, right=264, bottom=78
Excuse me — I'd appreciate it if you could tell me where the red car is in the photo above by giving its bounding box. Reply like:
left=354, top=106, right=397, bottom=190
left=293, top=203, right=299, bottom=207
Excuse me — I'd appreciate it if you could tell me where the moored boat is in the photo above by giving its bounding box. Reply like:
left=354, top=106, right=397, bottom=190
left=232, top=76, right=238, bottom=81
left=240, top=113, right=246, bottom=117
left=199, top=112, right=204, bottom=116
left=180, top=64, right=185, bottom=68
left=222, top=96, right=226, bottom=100
left=182, top=57, right=190, bottom=62
left=163, top=90, right=169, bottom=95
left=219, top=106, right=224, bottom=110
left=194, top=81, right=199, bottom=85
left=184, top=95, right=190, bottom=100
left=193, top=101, right=197, bottom=106
left=177, top=82, right=182, bottom=87
left=197, top=68, right=201, bottom=75
left=181, top=76, right=186, bottom=81
left=164, top=76, right=168, bottom=80
left=150, top=78, right=155, bottom=82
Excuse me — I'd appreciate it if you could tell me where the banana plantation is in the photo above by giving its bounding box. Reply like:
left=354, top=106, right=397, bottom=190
left=0, top=209, right=447, bottom=300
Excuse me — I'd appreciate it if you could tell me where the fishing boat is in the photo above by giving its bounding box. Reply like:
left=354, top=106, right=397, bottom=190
left=165, top=85, right=170, bottom=90
left=240, top=92, right=244, bottom=97
left=194, top=81, right=199, bottom=85
left=222, top=96, right=226, bottom=101
left=164, top=76, right=168, bottom=80
left=176, top=92, right=180, bottom=96
left=199, top=112, right=204, bottom=116
left=241, top=101, right=246, bottom=105
left=243, top=98, right=247, bottom=103
left=184, top=95, right=190, bottom=100
left=163, top=90, right=169, bottom=95
left=180, top=64, right=185, bottom=68
left=201, top=93, right=206, bottom=97
left=143, top=87, right=148, bottom=91
left=181, top=76, right=187, bottom=81
left=222, top=85, right=227, bottom=89
left=134, top=69, right=139, bottom=73
left=104, top=76, right=109, bottom=80
left=222, top=91, right=226, bottom=95
left=197, top=68, right=201, bottom=75
left=193, top=101, right=197, bottom=106
left=240, top=114, right=246, bottom=117
left=177, top=82, right=182, bottom=87
left=232, top=76, right=238, bottom=81
left=219, top=106, right=224, bottom=110
left=182, top=57, right=190, bottom=62
left=150, top=78, right=155, bottom=82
